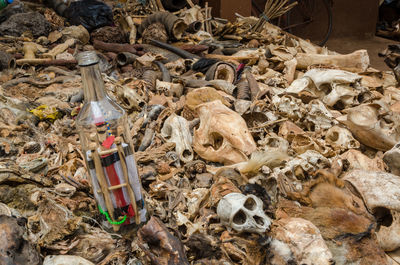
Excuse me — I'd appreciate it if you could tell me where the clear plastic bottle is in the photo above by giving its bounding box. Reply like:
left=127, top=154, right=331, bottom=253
left=75, top=51, right=146, bottom=230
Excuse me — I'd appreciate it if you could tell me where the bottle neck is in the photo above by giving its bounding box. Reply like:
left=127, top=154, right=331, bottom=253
left=80, top=63, right=107, bottom=101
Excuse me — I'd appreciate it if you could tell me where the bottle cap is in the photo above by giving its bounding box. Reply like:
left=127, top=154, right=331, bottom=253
left=77, top=51, right=99, bottom=66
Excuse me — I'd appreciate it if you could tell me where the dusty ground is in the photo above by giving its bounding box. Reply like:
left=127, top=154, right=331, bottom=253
left=326, top=36, right=395, bottom=71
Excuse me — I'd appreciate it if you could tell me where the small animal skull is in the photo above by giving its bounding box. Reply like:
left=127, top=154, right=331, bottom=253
left=325, top=126, right=360, bottom=152
left=161, top=114, right=194, bottom=163
left=193, top=100, right=257, bottom=165
left=217, top=192, right=271, bottom=234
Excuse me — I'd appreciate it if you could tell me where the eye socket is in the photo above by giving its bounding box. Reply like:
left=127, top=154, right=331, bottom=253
left=233, top=210, right=246, bottom=225
left=244, top=197, right=257, bottom=211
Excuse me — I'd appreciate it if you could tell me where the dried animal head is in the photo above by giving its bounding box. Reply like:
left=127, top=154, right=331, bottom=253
left=116, top=83, right=146, bottom=112
left=217, top=192, right=271, bottom=234
left=325, top=125, right=360, bottom=152
left=193, top=100, right=257, bottom=165
left=344, top=170, right=400, bottom=251
left=337, top=104, right=400, bottom=151
left=155, top=80, right=183, bottom=97
left=161, top=114, right=194, bottom=163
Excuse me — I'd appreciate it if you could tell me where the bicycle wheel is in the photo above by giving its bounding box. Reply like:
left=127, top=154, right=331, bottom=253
left=285, top=0, right=332, bottom=46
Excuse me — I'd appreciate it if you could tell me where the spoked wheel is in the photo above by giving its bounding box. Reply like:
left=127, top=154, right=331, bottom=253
left=284, top=0, right=332, bottom=46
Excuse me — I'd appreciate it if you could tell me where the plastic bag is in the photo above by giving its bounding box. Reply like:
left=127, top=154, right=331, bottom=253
left=63, top=0, right=113, bottom=32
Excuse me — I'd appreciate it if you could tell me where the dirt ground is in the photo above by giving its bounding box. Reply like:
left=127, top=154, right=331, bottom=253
left=326, top=36, right=396, bottom=71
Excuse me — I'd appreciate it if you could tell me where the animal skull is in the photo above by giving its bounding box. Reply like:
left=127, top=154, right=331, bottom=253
left=287, top=68, right=363, bottom=109
left=217, top=192, right=271, bottom=234
left=155, top=80, right=184, bottom=97
left=343, top=170, right=400, bottom=251
left=325, top=126, right=360, bottom=152
left=272, top=217, right=334, bottom=265
left=337, top=103, right=400, bottom=151
left=115, top=84, right=146, bottom=112
left=161, top=114, right=194, bottom=163
left=193, top=100, right=257, bottom=165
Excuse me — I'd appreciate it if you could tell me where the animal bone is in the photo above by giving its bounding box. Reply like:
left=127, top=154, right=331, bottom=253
left=337, top=104, right=400, bottom=151
left=295, top=49, right=370, bottom=72
left=193, top=100, right=257, bottom=165
left=344, top=170, right=400, bottom=251
left=217, top=192, right=271, bottom=234
left=155, top=80, right=184, bottom=97
left=161, top=114, right=194, bottom=163
left=287, top=69, right=363, bottom=109
left=272, top=217, right=334, bottom=265
left=383, top=142, right=400, bottom=176
left=340, top=149, right=386, bottom=172
left=325, top=125, right=360, bottom=151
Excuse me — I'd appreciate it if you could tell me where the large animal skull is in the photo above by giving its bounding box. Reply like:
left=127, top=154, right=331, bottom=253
left=343, top=170, right=400, bottom=251
left=217, top=192, right=271, bottom=234
left=193, top=100, right=257, bottom=165
left=161, top=114, right=194, bottom=163
left=337, top=104, right=400, bottom=151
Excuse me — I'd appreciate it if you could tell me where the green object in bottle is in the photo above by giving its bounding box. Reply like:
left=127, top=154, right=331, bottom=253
left=0, top=0, right=13, bottom=10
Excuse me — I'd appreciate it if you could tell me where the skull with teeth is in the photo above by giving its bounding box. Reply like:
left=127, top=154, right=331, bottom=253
left=217, top=192, right=271, bottom=234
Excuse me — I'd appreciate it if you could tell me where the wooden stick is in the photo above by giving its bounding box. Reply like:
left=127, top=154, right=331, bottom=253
left=89, top=141, right=120, bottom=231
left=115, top=137, right=140, bottom=225
left=204, top=2, right=210, bottom=34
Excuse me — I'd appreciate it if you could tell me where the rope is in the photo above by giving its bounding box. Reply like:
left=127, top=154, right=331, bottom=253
left=98, top=204, right=127, bottom=225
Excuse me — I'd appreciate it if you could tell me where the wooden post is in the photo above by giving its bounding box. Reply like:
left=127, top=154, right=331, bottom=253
left=115, top=136, right=141, bottom=225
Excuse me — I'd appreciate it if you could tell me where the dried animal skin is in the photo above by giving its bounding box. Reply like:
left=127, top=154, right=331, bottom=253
left=138, top=216, right=189, bottom=265
left=276, top=200, right=388, bottom=265
left=272, top=217, right=333, bottom=265
left=220, top=231, right=266, bottom=265
left=193, top=100, right=257, bottom=165
left=338, top=104, right=400, bottom=151
left=28, top=195, right=81, bottom=247
left=161, top=114, right=194, bottom=163
left=0, top=215, right=40, bottom=265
